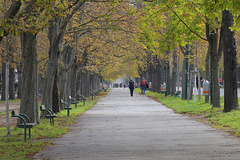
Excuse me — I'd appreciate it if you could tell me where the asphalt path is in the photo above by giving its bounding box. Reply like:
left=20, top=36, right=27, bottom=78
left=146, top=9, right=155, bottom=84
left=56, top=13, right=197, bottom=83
left=34, top=88, right=240, bottom=160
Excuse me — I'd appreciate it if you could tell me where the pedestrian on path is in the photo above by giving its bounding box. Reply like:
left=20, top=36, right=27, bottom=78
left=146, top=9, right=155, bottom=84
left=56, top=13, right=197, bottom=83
left=129, top=79, right=134, bottom=97
left=140, top=77, right=147, bottom=95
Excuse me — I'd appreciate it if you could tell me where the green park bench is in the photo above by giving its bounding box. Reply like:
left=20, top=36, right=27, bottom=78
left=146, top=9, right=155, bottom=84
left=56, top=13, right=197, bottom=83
left=174, top=91, right=181, bottom=98
left=90, top=91, right=95, bottom=100
left=68, top=96, right=79, bottom=108
left=78, top=94, right=87, bottom=106
left=90, top=88, right=102, bottom=100
left=60, top=100, right=73, bottom=117
left=11, top=110, right=36, bottom=142
left=40, top=105, right=58, bottom=126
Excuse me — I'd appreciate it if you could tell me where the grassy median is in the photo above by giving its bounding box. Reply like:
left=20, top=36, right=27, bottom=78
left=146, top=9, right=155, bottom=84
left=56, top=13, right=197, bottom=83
left=0, top=91, right=109, bottom=160
left=135, top=88, right=240, bottom=137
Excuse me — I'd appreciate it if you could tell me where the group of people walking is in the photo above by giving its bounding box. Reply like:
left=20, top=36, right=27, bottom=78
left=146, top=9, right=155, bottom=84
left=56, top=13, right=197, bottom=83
left=128, top=77, right=148, bottom=97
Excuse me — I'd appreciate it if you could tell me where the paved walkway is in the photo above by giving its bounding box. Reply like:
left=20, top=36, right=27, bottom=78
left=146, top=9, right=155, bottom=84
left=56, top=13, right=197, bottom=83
left=34, top=88, right=240, bottom=160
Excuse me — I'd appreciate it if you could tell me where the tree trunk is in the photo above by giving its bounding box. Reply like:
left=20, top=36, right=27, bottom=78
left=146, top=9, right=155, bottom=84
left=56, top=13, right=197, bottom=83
left=166, top=61, right=171, bottom=96
left=210, top=30, right=221, bottom=108
left=52, top=71, right=60, bottom=113
left=70, top=63, right=78, bottom=98
left=41, top=1, right=86, bottom=109
left=9, top=67, right=15, bottom=100
left=81, top=69, right=90, bottom=97
left=222, top=10, right=238, bottom=112
left=189, top=63, right=194, bottom=100
left=42, top=19, right=61, bottom=109
left=181, top=58, right=186, bottom=100
left=76, top=70, right=81, bottom=100
left=2, top=63, right=6, bottom=101
left=17, top=65, right=22, bottom=98
left=205, top=45, right=210, bottom=103
left=20, top=32, right=38, bottom=124
left=171, top=50, right=177, bottom=96
left=152, top=59, right=161, bottom=92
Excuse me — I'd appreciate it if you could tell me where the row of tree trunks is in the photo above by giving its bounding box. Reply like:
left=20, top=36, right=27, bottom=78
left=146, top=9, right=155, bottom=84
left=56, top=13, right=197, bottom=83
left=142, top=52, right=177, bottom=96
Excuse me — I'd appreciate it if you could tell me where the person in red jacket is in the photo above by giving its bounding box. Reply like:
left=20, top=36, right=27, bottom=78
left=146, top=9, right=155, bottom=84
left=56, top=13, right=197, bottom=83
left=140, top=77, right=147, bottom=95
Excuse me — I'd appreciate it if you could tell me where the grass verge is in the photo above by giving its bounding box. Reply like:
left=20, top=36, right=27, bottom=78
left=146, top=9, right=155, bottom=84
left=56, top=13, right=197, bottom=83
left=0, top=90, right=109, bottom=160
left=135, top=88, right=240, bottom=137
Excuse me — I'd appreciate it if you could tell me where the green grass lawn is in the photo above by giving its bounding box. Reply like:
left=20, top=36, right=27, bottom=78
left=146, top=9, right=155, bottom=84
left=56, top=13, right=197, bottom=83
left=135, top=88, right=240, bottom=137
left=0, top=91, right=109, bottom=160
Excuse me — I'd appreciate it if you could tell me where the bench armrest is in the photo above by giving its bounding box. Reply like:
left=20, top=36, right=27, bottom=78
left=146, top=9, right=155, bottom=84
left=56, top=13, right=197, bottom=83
left=19, top=113, right=30, bottom=123
left=46, top=108, right=54, bottom=114
left=11, top=114, right=27, bottom=126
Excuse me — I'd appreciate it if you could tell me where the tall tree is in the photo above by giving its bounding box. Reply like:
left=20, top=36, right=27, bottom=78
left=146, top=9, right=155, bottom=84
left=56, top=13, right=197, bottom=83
left=20, top=32, right=38, bottom=124
left=222, top=10, right=238, bottom=112
left=42, top=0, right=87, bottom=111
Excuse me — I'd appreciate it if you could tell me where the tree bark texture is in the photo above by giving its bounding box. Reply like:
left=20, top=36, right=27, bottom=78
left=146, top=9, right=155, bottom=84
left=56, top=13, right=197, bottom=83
left=20, top=32, right=38, bottom=124
left=81, top=69, right=90, bottom=97
left=166, top=61, right=171, bottom=96
left=42, top=19, right=61, bottom=109
left=189, top=63, right=194, bottom=100
left=181, top=58, right=186, bottom=100
left=70, top=63, right=78, bottom=98
left=60, top=46, right=75, bottom=103
left=152, top=59, right=161, bottom=92
left=42, top=1, right=87, bottom=109
left=17, top=65, right=22, bottom=98
left=222, top=10, right=239, bottom=112
left=52, top=71, right=60, bottom=113
left=210, top=30, right=221, bottom=108
left=2, top=63, right=6, bottom=101
left=9, top=67, right=15, bottom=100
left=171, top=50, right=177, bottom=96
left=205, top=45, right=210, bottom=103
left=76, top=71, right=81, bottom=100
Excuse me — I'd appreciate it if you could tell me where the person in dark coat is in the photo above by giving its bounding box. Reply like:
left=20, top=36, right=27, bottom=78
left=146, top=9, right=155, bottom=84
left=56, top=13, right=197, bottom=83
left=129, top=79, right=134, bottom=97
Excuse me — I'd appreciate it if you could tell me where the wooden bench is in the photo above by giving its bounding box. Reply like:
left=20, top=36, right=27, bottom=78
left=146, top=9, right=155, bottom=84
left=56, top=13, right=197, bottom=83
left=60, top=100, right=73, bottom=117
left=68, top=96, right=79, bottom=108
left=40, top=105, right=58, bottom=126
left=11, top=110, right=36, bottom=142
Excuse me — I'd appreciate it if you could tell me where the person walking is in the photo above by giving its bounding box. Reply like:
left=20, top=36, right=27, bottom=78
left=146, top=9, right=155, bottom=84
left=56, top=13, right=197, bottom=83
left=140, top=77, right=147, bottom=95
left=129, top=79, right=134, bottom=97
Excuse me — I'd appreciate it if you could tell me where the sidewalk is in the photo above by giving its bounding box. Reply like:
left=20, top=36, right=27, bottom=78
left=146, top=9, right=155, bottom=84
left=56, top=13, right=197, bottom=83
left=34, top=88, right=240, bottom=160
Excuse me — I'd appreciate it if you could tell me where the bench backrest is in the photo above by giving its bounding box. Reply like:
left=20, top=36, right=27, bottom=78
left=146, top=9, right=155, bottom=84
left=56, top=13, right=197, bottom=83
left=11, top=110, right=19, bottom=116
left=60, top=99, right=69, bottom=106
left=68, top=96, right=77, bottom=101
left=40, top=105, right=46, bottom=110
